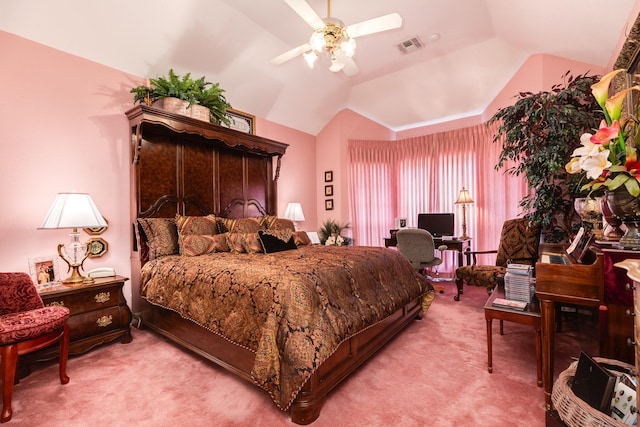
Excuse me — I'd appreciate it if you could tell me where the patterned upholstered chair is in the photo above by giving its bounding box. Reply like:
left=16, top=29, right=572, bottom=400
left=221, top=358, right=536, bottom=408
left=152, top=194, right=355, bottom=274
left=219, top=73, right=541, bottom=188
left=454, top=218, right=541, bottom=301
left=0, top=272, right=70, bottom=422
left=396, top=228, right=448, bottom=293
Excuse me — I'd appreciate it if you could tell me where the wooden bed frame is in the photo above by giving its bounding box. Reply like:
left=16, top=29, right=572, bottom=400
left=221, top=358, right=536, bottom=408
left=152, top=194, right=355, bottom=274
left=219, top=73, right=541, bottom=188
left=125, top=105, right=424, bottom=424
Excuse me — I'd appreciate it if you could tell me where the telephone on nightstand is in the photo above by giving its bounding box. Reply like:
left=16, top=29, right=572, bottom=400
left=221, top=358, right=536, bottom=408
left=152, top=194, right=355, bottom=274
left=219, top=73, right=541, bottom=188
left=87, top=267, right=116, bottom=278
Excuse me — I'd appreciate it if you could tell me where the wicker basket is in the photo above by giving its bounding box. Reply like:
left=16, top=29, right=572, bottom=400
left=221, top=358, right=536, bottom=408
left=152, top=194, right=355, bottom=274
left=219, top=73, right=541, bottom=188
left=152, top=98, right=211, bottom=122
left=552, top=357, right=634, bottom=427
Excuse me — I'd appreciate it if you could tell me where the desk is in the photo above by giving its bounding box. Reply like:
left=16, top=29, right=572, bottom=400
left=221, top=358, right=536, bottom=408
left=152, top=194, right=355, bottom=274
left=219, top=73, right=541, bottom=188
left=385, top=232, right=471, bottom=267
left=484, top=284, right=542, bottom=387
left=535, top=244, right=604, bottom=410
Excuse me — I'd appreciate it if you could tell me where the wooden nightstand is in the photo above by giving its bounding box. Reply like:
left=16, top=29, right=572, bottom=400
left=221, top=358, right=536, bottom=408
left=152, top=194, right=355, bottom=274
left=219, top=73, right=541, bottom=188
left=32, top=275, right=132, bottom=360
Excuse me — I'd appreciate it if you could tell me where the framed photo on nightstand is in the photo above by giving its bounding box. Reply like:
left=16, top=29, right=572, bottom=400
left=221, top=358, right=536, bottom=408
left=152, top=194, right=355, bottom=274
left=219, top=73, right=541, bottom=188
left=28, top=255, right=61, bottom=287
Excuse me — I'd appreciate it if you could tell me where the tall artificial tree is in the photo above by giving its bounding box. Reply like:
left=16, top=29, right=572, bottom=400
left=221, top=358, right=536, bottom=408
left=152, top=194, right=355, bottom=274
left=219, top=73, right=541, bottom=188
left=488, top=71, right=602, bottom=242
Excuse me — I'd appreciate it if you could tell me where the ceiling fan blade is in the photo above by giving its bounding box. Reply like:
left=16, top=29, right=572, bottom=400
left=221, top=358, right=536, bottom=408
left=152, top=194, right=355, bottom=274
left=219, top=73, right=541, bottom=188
left=271, top=43, right=311, bottom=65
left=346, top=12, right=402, bottom=38
left=342, top=57, right=359, bottom=76
left=334, top=50, right=359, bottom=76
left=284, top=0, right=325, bottom=30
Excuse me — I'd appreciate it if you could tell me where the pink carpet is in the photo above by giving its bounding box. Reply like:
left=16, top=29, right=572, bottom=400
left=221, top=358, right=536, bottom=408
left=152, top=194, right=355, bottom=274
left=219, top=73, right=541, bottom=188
left=9, top=283, right=595, bottom=426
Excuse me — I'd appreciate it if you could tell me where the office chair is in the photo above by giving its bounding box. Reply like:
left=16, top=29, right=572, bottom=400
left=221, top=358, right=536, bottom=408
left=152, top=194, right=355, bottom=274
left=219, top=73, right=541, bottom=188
left=396, top=228, right=449, bottom=293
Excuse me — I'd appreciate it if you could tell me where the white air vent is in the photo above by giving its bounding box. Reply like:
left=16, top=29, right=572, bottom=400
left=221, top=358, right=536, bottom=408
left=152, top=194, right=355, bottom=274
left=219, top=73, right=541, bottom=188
left=395, top=36, right=425, bottom=54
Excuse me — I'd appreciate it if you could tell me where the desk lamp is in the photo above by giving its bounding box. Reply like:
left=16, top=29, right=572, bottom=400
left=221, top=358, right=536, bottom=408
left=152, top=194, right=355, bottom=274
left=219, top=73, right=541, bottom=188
left=455, top=187, right=473, bottom=240
left=39, top=193, right=107, bottom=285
left=284, top=202, right=306, bottom=231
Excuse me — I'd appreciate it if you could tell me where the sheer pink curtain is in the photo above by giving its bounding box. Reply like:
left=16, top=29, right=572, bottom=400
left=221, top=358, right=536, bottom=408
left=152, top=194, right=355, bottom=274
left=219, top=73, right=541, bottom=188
left=348, top=121, right=526, bottom=273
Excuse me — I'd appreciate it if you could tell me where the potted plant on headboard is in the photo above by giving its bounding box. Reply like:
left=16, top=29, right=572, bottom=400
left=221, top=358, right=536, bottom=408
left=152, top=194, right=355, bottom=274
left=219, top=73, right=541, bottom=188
left=130, top=69, right=232, bottom=126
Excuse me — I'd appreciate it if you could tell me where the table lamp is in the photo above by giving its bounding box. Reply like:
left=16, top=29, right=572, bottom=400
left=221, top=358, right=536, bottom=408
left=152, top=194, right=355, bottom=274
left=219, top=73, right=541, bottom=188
left=284, top=202, right=305, bottom=231
left=455, top=187, right=474, bottom=240
left=39, top=193, right=108, bottom=285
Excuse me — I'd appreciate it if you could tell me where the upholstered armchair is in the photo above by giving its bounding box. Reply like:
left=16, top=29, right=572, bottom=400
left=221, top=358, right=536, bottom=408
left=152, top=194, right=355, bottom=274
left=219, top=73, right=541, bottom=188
left=454, top=218, right=541, bottom=301
left=0, top=273, right=70, bottom=423
left=396, top=228, right=448, bottom=293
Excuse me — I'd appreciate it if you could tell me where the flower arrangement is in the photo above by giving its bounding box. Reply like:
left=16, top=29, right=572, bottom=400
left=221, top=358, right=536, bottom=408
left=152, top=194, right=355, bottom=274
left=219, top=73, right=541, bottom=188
left=565, top=69, right=640, bottom=197
left=319, top=219, right=352, bottom=246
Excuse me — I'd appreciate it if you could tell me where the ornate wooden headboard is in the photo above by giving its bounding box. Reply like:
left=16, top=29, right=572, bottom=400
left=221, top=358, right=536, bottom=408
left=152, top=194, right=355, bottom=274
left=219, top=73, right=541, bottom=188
left=125, top=105, right=288, bottom=312
left=126, top=105, right=288, bottom=220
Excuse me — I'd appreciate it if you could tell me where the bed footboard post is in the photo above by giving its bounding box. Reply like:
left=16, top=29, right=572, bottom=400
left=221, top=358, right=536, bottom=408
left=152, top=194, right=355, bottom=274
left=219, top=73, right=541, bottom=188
left=290, top=384, right=325, bottom=425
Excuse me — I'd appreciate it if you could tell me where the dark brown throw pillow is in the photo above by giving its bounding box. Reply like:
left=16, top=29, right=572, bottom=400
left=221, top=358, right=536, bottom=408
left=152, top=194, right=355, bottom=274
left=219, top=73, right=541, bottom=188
left=137, top=218, right=179, bottom=260
left=258, top=229, right=297, bottom=253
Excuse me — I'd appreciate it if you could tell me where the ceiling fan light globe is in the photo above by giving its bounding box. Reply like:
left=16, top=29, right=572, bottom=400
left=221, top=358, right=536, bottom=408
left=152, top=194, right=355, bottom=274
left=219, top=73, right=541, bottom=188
left=303, top=51, right=318, bottom=68
left=310, top=31, right=326, bottom=51
left=341, top=37, right=356, bottom=57
left=329, top=56, right=345, bottom=72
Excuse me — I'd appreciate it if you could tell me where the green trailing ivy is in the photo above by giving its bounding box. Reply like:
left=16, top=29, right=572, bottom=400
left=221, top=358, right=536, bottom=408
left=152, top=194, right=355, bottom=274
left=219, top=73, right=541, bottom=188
left=488, top=71, right=602, bottom=242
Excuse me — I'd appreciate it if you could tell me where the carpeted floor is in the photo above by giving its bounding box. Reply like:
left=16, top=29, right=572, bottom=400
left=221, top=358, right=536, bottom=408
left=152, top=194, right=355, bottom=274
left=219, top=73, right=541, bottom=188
left=8, top=282, right=595, bottom=426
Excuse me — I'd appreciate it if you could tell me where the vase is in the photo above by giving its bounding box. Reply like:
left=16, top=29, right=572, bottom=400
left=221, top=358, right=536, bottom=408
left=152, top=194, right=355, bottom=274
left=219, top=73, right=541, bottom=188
left=605, top=188, right=640, bottom=249
left=599, top=196, right=624, bottom=240
left=573, top=197, right=604, bottom=239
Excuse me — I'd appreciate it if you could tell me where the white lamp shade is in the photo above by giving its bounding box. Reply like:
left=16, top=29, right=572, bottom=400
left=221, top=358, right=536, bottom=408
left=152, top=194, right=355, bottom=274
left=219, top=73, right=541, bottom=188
left=455, top=188, right=474, bottom=205
left=39, top=193, right=107, bottom=229
left=284, top=202, right=305, bottom=222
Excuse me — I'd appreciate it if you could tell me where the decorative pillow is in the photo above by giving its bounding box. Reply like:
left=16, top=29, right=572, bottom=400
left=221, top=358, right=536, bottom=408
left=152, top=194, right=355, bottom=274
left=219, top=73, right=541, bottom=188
left=293, top=231, right=312, bottom=246
left=137, top=218, right=179, bottom=260
left=243, top=233, right=263, bottom=254
left=175, top=214, right=219, bottom=236
left=263, top=216, right=296, bottom=232
left=181, top=233, right=230, bottom=256
left=221, top=217, right=263, bottom=233
left=258, top=229, right=297, bottom=253
left=226, top=233, right=247, bottom=254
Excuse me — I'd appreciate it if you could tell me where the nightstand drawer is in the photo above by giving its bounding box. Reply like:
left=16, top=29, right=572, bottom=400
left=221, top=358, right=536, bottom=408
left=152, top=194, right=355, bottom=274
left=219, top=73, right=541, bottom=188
left=67, top=305, right=125, bottom=341
left=44, top=284, right=122, bottom=314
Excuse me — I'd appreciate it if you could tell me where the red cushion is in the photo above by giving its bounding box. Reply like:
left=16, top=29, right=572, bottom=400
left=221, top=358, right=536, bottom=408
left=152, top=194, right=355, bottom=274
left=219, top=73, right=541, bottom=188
left=0, top=306, right=69, bottom=345
left=0, top=272, right=44, bottom=315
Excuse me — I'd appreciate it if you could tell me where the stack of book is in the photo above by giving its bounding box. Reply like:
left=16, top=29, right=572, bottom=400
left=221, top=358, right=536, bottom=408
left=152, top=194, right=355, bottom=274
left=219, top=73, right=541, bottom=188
left=504, top=263, right=534, bottom=303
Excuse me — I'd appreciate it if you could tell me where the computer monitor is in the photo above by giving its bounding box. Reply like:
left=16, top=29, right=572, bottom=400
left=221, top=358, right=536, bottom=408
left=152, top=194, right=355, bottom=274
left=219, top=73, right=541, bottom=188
left=417, top=213, right=455, bottom=237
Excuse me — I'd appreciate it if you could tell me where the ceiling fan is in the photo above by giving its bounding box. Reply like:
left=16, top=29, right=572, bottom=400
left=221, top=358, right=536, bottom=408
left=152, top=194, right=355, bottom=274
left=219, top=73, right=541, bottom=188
left=271, top=0, right=403, bottom=76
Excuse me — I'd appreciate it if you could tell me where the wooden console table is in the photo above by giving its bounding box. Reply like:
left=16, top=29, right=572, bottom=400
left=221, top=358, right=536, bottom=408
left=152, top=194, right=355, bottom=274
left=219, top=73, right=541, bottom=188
left=535, top=244, right=604, bottom=410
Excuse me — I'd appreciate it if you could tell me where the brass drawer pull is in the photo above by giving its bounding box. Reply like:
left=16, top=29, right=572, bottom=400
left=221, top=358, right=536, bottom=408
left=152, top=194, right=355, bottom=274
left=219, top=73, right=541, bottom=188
left=94, top=292, right=111, bottom=304
left=96, top=315, right=113, bottom=328
left=48, top=301, right=65, bottom=307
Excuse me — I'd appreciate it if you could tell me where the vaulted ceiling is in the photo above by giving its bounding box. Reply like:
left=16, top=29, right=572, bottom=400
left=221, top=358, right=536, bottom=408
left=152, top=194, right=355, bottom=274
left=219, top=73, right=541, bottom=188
left=1, top=0, right=636, bottom=135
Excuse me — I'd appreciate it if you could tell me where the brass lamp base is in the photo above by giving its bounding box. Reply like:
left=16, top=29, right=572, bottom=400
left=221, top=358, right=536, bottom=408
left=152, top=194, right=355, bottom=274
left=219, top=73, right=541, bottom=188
left=61, top=265, right=94, bottom=286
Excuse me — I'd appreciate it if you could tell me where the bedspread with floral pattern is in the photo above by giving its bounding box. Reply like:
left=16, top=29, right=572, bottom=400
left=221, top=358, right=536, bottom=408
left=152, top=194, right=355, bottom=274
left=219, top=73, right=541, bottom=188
left=140, top=245, right=432, bottom=410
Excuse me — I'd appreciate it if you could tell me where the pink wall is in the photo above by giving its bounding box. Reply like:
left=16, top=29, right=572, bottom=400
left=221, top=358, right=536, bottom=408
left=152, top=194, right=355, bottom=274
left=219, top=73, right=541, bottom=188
left=255, top=118, right=317, bottom=231
left=316, top=109, right=394, bottom=235
left=0, top=31, right=318, bottom=303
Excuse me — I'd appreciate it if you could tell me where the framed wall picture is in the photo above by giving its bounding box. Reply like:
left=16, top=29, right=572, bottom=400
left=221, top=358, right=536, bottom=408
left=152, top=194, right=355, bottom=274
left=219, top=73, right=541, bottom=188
left=84, top=217, right=108, bottom=235
left=324, top=171, right=333, bottom=182
left=325, top=185, right=333, bottom=197
left=325, top=199, right=334, bottom=210
left=28, top=255, right=61, bottom=287
left=220, top=108, right=255, bottom=134
left=88, top=237, right=109, bottom=258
